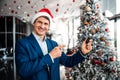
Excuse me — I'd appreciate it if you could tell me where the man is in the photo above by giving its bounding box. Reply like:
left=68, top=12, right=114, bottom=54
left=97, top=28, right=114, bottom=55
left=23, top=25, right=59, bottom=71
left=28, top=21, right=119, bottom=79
left=15, top=8, right=92, bottom=80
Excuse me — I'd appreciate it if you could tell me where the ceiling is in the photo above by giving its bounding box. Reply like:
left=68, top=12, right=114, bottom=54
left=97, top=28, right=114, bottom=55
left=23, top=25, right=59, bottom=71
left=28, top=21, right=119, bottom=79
left=0, top=0, right=85, bottom=22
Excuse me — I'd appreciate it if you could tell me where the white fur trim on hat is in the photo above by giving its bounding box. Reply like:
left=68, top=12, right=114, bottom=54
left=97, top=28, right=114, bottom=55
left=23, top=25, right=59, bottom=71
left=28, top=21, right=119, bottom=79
left=31, top=12, right=52, bottom=24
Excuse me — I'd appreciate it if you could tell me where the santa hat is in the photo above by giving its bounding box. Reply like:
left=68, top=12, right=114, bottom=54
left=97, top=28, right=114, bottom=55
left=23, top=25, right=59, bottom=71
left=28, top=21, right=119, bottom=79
left=31, top=8, right=53, bottom=24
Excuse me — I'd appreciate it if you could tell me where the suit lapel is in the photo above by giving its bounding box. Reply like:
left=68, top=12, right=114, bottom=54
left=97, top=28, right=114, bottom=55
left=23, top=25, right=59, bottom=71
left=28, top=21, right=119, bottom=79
left=28, top=34, right=55, bottom=57
left=46, top=38, right=53, bottom=53
left=28, top=33, right=44, bottom=57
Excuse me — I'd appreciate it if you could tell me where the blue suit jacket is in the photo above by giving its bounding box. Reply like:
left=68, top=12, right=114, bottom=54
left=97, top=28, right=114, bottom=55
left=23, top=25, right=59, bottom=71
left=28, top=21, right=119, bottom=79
left=15, top=33, right=86, bottom=80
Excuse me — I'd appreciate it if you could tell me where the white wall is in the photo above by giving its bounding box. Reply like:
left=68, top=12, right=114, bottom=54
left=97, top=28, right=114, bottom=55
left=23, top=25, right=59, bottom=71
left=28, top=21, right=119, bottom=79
left=116, top=0, right=120, bottom=60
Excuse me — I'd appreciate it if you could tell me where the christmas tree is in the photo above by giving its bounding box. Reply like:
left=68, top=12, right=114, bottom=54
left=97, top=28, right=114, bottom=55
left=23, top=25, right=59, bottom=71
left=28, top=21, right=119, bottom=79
left=65, top=0, right=120, bottom=80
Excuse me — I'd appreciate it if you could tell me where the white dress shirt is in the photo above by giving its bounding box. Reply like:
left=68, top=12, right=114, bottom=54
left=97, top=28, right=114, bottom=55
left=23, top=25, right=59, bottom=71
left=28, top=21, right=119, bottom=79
left=32, top=32, right=54, bottom=62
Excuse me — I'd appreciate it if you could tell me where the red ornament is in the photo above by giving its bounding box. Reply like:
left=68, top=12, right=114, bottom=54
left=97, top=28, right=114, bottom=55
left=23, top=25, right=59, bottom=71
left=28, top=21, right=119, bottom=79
left=27, top=14, right=30, bottom=17
left=105, top=28, right=109, bottom=32
left=57, top=3, right=59, bottom=6
left=67, top=49, right=76, bottom=56
left=92, top=59, right=100, bottom=65
left=69, top=50, right=74, bottom=54
left=110, top=69, right=116, bottom=73
left=56, top=8, right=59, bottom=12
left=28, top=1, right=31, bottom=4
left=15, top=12, right=18, bottom=14
left=73, top=0, right=75, bottom=2
left=109, top=57, right=114, bottom=62
left=11, top=10, right=15, bottom=13
left=13, top=0, right=16, bottom=4
left=91, top=16, right=95, bottom=20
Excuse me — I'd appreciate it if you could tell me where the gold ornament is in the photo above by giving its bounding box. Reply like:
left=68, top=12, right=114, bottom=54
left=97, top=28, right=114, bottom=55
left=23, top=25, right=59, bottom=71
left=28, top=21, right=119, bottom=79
left=90, top=28, right=96, bottom=35
left=84, top=21, right=89, bottom=25
left=85, top=6, right=91, bottom=12
left=105, top=41, right=110, bottom=46
left=100, top=36, right=106, bottom=41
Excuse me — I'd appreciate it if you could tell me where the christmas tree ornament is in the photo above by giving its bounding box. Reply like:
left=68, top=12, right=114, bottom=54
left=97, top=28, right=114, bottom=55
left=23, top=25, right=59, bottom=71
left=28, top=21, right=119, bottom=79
left=91, top=16, right=95, bottom=20
left=85, top=6, right=91, bottom=12
left=28, top=1, right=31, bottom=4
left=100, top=61, right=105, bottom=66
left=66, top=49, right=76, bottom=55
left=105, top=41, right=110, bottom=46
left=105, top=27, right=109, bottom=32
left=11, top=10, right=15, bottom=14
left=13, top=0, right=16, bottom=4
left=84, top=21, right=89, bottom=25
left=97, top=50, right=102, bottom=56
left=100, top=36, right=106, bottom=41
left=109, top=56, right=114, bottom=62
left=56, top=8, right=59, bottom=12
left=73, top=0, right=75, bottom=2
left=96, top=3, right=100, bottom=9
left=27, top=14, right=30, bottom=17
left=57, top=3, right=59, bottom=6
left=90, top=28, right=96, bottom=35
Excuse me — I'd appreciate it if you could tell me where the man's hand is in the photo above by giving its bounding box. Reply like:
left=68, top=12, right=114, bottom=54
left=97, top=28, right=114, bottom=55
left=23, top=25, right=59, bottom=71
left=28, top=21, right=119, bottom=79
left=81, top=39, right=93, bottom=55
left=50, top=45, right=65, bottom=59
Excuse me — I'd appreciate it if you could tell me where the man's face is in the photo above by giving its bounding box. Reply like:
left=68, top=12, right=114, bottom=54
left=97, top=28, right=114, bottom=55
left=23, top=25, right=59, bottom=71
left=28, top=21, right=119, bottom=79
left=33, top=16, right=50, bottom=37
